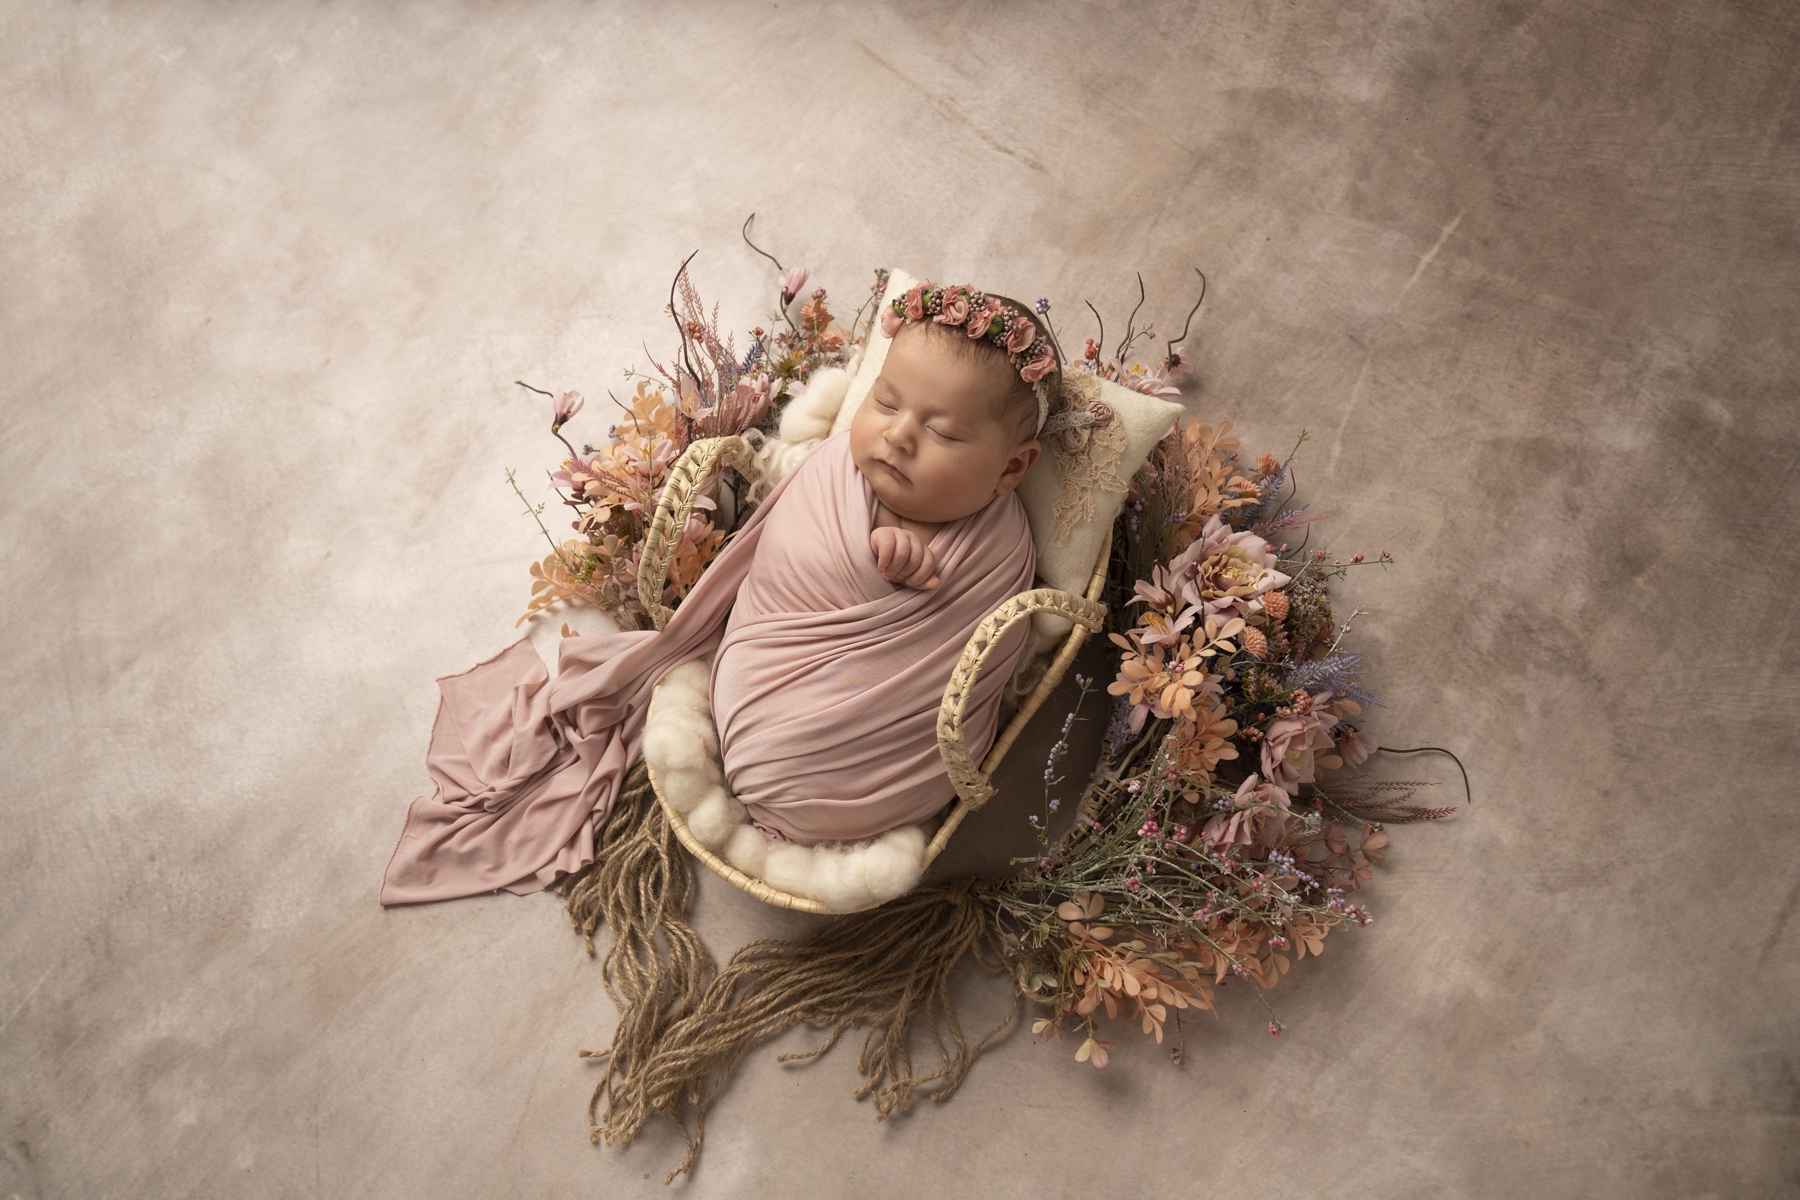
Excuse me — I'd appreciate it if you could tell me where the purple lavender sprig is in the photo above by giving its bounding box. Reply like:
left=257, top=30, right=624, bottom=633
left=1285, top=653, right=1385, bottom=708
left=1035, top=674, right=1097, bottom=844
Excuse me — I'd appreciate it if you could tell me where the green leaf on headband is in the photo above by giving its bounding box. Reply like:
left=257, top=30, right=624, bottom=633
left=988, top=316, right=1003, bottom=336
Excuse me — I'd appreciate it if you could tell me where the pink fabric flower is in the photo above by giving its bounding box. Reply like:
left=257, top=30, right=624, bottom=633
left=1004, top=315, right=1037, bottom=354
left=903, top=283, right=929, bottom=321
left=936, top=287, right=970, bottom=326
left=778, top=266, right=808, bottom=298
left=880, top=307, right=904, bottom=338
left=967, top=298, right=1004, bottom=339
left=1201, top=774, right=1293, bottom=851
left=1260, top=694, right=1342, bottom=795
left=1020, top=344, right=1057, bottom=383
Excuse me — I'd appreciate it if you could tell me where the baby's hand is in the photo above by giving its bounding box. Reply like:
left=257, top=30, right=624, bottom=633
left=870, top=526, right=940, bottom=590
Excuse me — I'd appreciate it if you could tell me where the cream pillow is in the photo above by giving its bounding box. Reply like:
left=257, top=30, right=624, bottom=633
left=831, top=270, right=1182, bottom=595
left=1017, top=375, right=1182, bottom=596
left=830, top=268, right=918, bottom=437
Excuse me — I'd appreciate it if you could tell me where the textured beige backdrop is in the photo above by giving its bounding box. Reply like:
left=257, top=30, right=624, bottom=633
left=3, top=1, right=1796, bottom=1197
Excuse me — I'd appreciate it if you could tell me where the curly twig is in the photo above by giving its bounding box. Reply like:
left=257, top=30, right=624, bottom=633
left=669, top=249, right=701, bottom=389
left=740, top=212, right=784, bottom=272
left=1165, top=268, right=1207, bottom=368
left=1375, top=746, right=1472, bottom=807
left=1116, top=272, right=1146, bottom=366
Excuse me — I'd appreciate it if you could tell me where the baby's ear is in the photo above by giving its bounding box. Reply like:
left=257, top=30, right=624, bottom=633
left=995, top=438, right=1041, bottom=496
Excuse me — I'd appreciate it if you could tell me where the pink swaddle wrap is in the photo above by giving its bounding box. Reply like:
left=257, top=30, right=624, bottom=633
left=714, top=433, right=1034, bottom=843
left=381, top=432, right=1033, bottom=905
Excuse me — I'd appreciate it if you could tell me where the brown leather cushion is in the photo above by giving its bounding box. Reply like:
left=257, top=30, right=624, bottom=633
left=923, top=637, right=1113, bottom=884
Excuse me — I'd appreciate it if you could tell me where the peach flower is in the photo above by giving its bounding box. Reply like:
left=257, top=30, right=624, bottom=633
left=903, top=284, right=928, bottom=321
left=880, top=306, right=904, bottom=338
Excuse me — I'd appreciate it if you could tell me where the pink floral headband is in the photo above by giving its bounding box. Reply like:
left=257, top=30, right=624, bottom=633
left=879, top=282, right=1090, bottom=439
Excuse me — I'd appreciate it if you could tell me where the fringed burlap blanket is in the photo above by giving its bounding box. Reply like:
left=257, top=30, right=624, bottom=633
left=381, top=433, right=1032, bottom=905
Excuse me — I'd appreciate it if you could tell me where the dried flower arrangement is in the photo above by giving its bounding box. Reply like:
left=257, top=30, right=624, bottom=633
left=511, top=250, right=1455, bottom=1077
left=510, top=241, right=882, bottom=631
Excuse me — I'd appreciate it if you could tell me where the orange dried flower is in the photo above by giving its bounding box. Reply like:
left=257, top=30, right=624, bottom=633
left=1255, top=453, right=1281, bottom=477
left=1263, top=590, right=1290, bottom=621
left=1241, top=627, right=1269, bottom=658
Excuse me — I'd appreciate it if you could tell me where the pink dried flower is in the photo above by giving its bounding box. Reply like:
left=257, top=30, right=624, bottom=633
left=903, top=283, right=929, bottom=321
left=1123, top=365, right=1181, bottom=397
left=1201, top=774, right=1294, bottom=851
left=1261, top=694, right=1342, bottom=795
left=810, top=286, right=827, bottom=301
left=551, top=390, right=584, bottom=431
left=1334, top=727, right=1378, bottom=768
left=880, top=307, right=904, bottom=338
left=779, top=266, right=809, bottom=298
left=1163, top=515, right=1292, bottom=623
left=1268, top=1022, right=1281, bottom=1038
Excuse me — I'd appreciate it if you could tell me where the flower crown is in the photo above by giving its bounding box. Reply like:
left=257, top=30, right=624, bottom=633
left=879, top=282, right=1091, bottom=439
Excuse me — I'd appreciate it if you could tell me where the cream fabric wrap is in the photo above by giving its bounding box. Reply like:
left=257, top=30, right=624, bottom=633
left=380, top=432, right=1031, bottom=904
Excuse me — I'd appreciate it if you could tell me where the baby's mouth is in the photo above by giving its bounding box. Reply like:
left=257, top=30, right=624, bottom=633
left=874, top=458, right=910, bottom=485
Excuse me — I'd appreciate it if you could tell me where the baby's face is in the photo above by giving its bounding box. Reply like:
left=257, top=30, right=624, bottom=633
left=850, top=328, right=1041, bottom=525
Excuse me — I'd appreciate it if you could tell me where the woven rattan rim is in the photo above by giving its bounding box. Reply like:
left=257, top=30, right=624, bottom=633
left=641, top=436, right=1111, bottom=914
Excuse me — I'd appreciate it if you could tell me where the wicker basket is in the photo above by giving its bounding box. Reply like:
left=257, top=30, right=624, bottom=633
left=638, top=435, right=1109, bottom=914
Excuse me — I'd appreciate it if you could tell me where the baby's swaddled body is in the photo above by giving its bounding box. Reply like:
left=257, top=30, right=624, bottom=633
left=712, top=432, right=1034, bottom=845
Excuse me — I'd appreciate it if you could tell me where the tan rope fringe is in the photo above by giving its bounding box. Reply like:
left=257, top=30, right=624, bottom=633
left=551, top=764, right=716, bottom=1169
left=611, top=877, right=1018, bottom=1183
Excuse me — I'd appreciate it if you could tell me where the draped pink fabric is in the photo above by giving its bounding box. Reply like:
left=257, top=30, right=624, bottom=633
left=380, top=432, right=1033, bottom=905
left=713, top=434, right=1034, bottom=843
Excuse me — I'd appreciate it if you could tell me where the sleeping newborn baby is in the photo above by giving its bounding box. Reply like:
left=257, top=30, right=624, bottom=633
left=379, top=283, right=1072, bottom=907
left=710, top=285, right=1058, bottom=844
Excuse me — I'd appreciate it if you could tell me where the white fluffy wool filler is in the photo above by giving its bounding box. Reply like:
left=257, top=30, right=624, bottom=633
left=640, top=656, right=929, bottom=913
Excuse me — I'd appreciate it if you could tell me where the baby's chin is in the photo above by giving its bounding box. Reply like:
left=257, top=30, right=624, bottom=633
left=860, top=468, right=971, bottom=525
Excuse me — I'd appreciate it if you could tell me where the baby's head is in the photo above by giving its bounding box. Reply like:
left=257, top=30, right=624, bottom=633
left=850, top=284, right=1062, bottom=525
